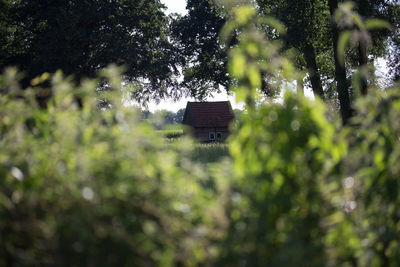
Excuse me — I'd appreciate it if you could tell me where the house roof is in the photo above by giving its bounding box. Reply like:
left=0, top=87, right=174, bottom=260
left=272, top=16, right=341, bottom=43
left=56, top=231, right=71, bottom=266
left=182, top=101, right=235, bottom=128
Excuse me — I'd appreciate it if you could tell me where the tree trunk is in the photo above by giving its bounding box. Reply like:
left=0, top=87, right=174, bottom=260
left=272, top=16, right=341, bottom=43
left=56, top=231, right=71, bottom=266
left=328, top=0, right=353, bottom=125
left=357, top=2, right=369, bottom=96
left=303, top=42, right=324, bottom=99
left=358, top=40, right=368, bottom=95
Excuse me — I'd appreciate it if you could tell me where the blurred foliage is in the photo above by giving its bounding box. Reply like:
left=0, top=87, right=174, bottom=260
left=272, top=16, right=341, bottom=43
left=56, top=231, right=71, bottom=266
left=0, top=67, right=220, bottom=266
left=1, top=1, right=400, bottom=266
left=217, top=2, right=400, bottom=266
left=224, top=92, right=347, bottom=266
left=345, top=89, right=400, bottom=266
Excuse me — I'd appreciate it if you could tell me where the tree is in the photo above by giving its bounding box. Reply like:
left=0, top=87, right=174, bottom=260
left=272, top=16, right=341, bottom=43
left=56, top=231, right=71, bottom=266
left=1, top=0, right=181, bottom=103
left=0, top=0, right=11, bottom=68
left=174, top=0, right=334, bottom=100
left=257, top=0, right=397, bottom=123
left=388, top=30, right=400, bottom=81
left=328, top=0, right=353, bottom=124
left=341, top=0, right=398, bottom=95
left=256, top=0, right=330, bottom=99
left=172, top=0, right=229, bottom=100
left=176, top=0, right=398, bottom=124
left=139, top=109, right=185, bottom=129
left=384, top=2, right=400, bottom=81
left=175, top=108, right=185, bottom=123
left=328, top=0, right=398, bottom=123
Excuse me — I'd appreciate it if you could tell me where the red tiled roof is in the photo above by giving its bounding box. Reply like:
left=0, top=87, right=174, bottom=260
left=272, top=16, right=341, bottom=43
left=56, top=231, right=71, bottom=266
left=183, top=101, right=234, bottom=127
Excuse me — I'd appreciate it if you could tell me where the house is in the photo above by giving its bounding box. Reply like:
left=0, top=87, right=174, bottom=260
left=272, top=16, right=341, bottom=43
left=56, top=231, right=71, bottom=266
left=182, top=101, right=235, bottom=142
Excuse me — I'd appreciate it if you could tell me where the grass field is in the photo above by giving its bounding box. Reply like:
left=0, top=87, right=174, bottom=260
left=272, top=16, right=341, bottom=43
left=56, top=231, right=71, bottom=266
left=190, top=142, right=230, bottom=164
left=158, top=124, right=231, bottom=163
left=156, top=124, right=184, bottom=139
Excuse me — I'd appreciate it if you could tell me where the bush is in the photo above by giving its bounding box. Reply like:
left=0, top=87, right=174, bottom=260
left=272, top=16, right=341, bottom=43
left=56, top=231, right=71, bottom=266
left=217, top=87, right=400, bottom=266
left=1, top=68, right=400, bottom=267
left=0, top=68, right=219, bottom=266
left=343, top=89, right=400, bottom=266
left=219, top=93, right=347, bottom=266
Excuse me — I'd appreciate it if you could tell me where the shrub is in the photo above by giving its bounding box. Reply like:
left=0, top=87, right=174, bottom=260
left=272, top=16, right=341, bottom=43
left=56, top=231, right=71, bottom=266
left=0, top=68, right=218, bottom=266
left=219, top=93, right=347, bottom=266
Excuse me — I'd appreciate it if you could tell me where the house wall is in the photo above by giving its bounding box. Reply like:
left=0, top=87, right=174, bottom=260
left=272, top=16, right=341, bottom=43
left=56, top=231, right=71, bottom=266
left=194, top=127, right=230, bottom=142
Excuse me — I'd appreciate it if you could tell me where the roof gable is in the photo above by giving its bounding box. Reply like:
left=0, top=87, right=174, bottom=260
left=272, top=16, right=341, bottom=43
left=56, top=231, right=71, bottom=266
left=182, top=101, right=234, bottom=128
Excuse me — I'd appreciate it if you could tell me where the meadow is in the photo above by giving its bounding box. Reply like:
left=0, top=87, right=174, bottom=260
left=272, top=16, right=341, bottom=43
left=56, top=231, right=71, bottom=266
left=156, top=124, right=184, bottom=139
left=190, top=142, right=230, bottom=163
left=159, top=124, right=231, bottom=164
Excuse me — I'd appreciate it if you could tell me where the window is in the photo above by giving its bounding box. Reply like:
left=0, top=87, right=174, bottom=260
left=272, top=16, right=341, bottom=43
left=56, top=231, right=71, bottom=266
left=209, top=132, right=215, bottom=140
left=216, top=132, right=222, bottom=140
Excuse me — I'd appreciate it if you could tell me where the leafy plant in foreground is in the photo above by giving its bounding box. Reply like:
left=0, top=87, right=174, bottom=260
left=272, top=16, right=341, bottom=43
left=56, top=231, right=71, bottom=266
left=0, top=67, right=219, bottom=266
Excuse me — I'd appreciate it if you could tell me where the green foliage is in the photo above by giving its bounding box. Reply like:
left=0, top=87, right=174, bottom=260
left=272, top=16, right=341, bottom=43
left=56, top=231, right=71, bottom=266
left=335, top=2, right=391, bottom=67
left=220, top=92, right=347, bottom=265
left=0, top=67, right=217, bottom=266
left=171, top=0, right=229, bottom=99
left=1, top=1, right=400, bottom=266
left=346, top=89, right=400, bottom=265
left=256, top=0, right=331, bottom=98
left=221, top=4, right=298, bottom=106
left=216, top=2, right=400, bottom=265
left=0, top=0, right=181, bottom=103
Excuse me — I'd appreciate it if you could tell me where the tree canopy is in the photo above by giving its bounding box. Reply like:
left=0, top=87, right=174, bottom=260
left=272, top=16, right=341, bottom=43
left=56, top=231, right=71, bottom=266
left=0, top=0, right=182, bottom=102
left=173, top=0, right=399, bottom=124
left=171, top=0, right=230, bottom=100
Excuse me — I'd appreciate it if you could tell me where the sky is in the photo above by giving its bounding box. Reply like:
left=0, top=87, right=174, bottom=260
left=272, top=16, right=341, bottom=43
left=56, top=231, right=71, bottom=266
left=144, top=0, right=244, bottom=112
left=161, top=0, right=187, bottom=15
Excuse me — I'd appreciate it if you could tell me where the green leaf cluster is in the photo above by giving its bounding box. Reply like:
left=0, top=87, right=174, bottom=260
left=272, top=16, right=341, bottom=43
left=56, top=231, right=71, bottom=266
left=0, top=67, right=218, bottom=266
left=215, top=2, right=400, bottom=265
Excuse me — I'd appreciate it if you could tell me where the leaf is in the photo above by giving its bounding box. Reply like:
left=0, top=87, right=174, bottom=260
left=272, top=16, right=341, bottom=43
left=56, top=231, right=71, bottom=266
left=365, top=18, right=391, bottom=31
left=351, top=13, right=364, bottom=29
left=229, top=52, right=247, bottom=79
left=234, top=5, right=256, bottom=26
left=247, top=65, right=261, bottom=88
left=220, top=21, right=237, bottom=46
